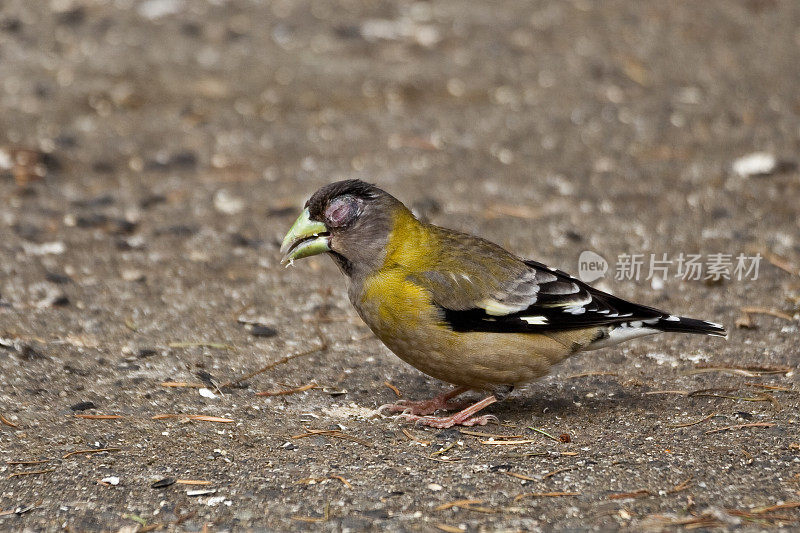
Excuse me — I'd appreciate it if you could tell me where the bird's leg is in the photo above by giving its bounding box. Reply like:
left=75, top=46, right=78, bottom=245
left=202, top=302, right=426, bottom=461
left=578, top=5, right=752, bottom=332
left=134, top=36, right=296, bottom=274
left=379, top=386, right=471, bottom=416
left=399, top=394, right=499, bottom=429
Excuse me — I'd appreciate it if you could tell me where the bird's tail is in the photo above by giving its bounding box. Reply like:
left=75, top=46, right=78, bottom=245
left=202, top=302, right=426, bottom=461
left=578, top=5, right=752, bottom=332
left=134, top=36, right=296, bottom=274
left=653, top=315, right=727, bottom=338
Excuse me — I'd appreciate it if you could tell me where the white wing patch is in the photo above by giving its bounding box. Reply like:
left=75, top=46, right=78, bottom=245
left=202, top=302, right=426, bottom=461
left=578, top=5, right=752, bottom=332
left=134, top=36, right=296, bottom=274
left=587, top=323, right=660, bottom=349
left=521, top=315, right=549, bottom=325
left=478, top=299, right=528, bottom=316
left=541, top=292, right=592, bottom=308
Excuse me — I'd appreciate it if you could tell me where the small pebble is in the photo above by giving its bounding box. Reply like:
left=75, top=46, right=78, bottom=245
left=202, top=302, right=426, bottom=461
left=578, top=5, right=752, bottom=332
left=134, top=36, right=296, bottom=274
left=121, top=269, right=145, bottom=282
left=732, top=152, right=777, bottom=177
left=206, top=496, right=227, bottom=506
left=199, top=388, right=218, bottom=399
left=151, top=477, right=176, bottom=489
left=45, top=272, right=72, bottom=284
left=22, top=241, right=65, bottom=256
left=138, top=0, right=184, bottom=21
left=214, top=189, right=245, bottom=215
left=70, top=401, right=96, bottom=411
left=187, top=489, right=216, bottom=496
left=136, top=348, right=158, bottom=358
left=249, top=325, right=278, bottom=337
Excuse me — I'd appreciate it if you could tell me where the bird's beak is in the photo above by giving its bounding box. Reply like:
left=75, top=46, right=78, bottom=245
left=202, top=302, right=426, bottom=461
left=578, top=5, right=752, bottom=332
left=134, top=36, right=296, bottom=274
left=280, top=208, right=331, bottom=266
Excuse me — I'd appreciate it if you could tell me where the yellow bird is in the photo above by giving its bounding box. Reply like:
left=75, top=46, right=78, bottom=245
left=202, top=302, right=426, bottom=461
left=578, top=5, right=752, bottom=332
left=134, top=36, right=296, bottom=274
left=281, top=180, right=726, bottom=428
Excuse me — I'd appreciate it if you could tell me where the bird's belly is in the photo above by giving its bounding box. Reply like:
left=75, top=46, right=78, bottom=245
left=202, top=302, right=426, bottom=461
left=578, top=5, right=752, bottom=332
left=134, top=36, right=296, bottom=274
left=351, top=271, right=591, bottom=388
left=356, top=302, right=572, bottom=388
left=383, top=332, right=556, bottom=388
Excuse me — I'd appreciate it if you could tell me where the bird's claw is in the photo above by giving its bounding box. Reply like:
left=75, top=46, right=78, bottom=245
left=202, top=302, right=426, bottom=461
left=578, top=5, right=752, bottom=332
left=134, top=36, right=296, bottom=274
left=377, top=401, right=412, bottom=415
left=399, top=412, right=498, bottom=429
left=378, top=399, right=449, bottom=416
left=461, top=414, right=498, bottom=427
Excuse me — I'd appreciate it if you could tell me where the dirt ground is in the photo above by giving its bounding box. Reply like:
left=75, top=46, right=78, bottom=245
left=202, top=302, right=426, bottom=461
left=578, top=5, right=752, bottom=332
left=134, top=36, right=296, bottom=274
left=1, top=1, right=799, bottom=531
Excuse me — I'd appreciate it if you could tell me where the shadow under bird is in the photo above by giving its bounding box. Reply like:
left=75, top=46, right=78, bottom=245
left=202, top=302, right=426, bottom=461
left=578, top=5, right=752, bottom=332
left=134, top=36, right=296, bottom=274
left=280, top=180, right=727, bottom=428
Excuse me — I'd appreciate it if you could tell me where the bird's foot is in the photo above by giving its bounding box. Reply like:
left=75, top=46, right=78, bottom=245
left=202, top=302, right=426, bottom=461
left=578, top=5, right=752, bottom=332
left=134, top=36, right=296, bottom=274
left=398, top=395, right=499, bottom=428
left=380, top=398, right=471, bottom=416
left=379, top=386, right=470, bottom=416
left=400, top=412, right=498, bottom=429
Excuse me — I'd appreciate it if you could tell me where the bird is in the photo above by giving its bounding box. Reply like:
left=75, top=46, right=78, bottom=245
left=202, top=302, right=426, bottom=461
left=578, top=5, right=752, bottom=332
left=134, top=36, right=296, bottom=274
left=280, top=179, right=727, bottom=428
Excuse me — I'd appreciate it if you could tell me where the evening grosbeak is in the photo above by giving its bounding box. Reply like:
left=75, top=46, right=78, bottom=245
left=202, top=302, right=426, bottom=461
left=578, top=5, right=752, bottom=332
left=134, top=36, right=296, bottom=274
left=280, top=180, right=726, bottom=428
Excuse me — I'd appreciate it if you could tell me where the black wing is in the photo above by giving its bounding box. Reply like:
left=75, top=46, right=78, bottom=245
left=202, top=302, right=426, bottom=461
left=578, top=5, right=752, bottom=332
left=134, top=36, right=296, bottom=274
left=438, top=260, right=665, bottom=334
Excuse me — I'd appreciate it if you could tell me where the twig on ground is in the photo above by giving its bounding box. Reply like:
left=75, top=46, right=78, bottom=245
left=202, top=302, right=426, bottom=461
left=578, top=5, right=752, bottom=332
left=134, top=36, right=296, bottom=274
left=329, top=475, right=352, bottom=488
left=505, top=472, right=536, bottom=481
left=693, top=363, right=792, bottom=376
left=764, top=251, right=799, bottom=277
left=750, top=501, right=800, bottom=514
left=480, top=439, right=538, bottom=445
left=0, top=415, right=19, bottom=428
left=161, top=382, right=205, bottom=388
left=430, top=442, right=456, bottom=456
left=255, top=382, right=318, bottom=397
left=7, top=469, right=56, bottom=478
left=740, top=306, right=794, bottom=321
left=62, top=448, right=121, bottom=459
left=649, top=387, right=781, bottom=409
left=436, top=499, right=484, bottom=511
left=220, top=325, right=327, bottom=389
left=745, top=383, right=794, bottom=392
left=291, top=427, right=373, bottom=447
left=528, top=427, right=561, bottom=442
left=667, top=413, right=718, bottom=428
left=383, top=381, right=402, bottom=398
left=400, top=428, right=432, bottom=445
left=459, top=429, right=524, bottom=439
left=151, top=414, right=234, bottom=423
left=608, top=489, right=651, bottom=500
left=704, top=422, right=775, bottom=435
left=643, top=513, right=723, bottom=529
left=514, top=492, right=580, bottom=501
left=668, top=476, right=693, bottom=493
left=543, top=466, right=576, bottom=479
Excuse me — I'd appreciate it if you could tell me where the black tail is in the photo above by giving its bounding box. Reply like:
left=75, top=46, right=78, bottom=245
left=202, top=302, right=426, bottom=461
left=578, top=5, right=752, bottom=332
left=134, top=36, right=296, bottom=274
left=654, top=315, right=727, bottom=338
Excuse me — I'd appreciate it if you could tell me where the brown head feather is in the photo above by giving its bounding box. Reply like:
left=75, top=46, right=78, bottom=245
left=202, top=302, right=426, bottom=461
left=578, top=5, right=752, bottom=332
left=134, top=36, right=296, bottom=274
left=306, top=179, right=382, bottom=222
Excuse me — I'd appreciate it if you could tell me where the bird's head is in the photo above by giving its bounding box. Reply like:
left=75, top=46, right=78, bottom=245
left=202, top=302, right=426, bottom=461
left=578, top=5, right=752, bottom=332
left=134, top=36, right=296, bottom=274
left=280, top=180, right=401, bottom=276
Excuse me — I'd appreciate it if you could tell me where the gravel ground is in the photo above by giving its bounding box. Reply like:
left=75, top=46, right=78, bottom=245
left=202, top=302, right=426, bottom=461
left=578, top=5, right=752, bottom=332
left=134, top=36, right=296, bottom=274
left=1, top=1, right=799, bottom=531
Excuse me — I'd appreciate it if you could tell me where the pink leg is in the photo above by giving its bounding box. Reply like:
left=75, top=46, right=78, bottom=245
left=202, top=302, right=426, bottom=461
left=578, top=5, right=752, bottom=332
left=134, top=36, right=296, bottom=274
left=399, top=395, right=499, bottom=429
left=379, top=386, right=471, bottom=416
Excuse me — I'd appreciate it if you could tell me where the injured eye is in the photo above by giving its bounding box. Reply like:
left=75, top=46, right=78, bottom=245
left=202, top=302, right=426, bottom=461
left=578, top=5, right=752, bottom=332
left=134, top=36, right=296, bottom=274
left=325, top=195, right=359, bottom=227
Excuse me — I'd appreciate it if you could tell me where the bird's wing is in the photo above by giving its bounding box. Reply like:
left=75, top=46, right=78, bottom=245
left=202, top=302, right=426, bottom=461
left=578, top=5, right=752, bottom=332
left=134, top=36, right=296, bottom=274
left=411, top=252, right=665, bottom=333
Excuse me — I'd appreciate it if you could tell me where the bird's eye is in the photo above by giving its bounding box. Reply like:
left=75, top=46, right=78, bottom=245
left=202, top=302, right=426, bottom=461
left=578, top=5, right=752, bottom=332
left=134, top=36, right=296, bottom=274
left=325, top=196, right=357, bottom=227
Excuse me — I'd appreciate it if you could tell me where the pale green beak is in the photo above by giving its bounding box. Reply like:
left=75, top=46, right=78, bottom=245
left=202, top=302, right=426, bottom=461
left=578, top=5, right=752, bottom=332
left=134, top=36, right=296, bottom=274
left=280, top=208, right=330, bottom=266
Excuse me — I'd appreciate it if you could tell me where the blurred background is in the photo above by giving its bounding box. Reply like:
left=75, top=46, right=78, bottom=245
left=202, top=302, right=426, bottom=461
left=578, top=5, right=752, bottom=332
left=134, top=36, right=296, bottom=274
left=1, top=1, right=799, bottom=530
left=2, top=1, right=799, bottom=286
